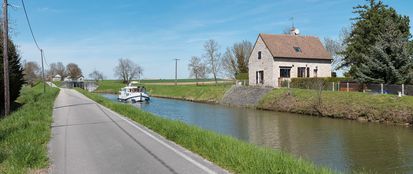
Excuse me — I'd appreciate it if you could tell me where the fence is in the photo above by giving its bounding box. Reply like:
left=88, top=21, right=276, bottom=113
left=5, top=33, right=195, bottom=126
left=280, top=80, right=413, bottom=96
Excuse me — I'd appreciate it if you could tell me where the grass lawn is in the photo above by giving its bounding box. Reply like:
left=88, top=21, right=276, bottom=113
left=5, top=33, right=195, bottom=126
left=258, top=88, right=413, bottom=124
left=95, top=80, right=232, bottom=103
left=76, top=88, right=335, bottom=174
left=0, top=84, right=60, bottom=173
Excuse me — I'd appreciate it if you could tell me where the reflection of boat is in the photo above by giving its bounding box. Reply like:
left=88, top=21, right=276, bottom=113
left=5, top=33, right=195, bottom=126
left=118, top=81, right=150, bottom=102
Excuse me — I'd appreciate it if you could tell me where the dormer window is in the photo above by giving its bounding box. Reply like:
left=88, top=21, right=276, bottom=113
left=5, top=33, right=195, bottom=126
left=258, top=51, right=262, bottom=59
left=293, top=47, right=302, bottom=53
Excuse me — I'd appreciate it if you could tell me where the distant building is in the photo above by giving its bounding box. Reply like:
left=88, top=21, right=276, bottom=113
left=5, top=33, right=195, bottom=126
left=248, top=31, right=332, bottom=88
left=52, top=74, right=62, bottom=81
left=64, top=76, right=72, bottom=82
left=77, top=75, right=84, bottom=82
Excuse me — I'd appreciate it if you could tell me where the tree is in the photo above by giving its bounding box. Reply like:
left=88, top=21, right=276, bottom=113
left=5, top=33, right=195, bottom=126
left=203, top=39, right=221, bottom=84
left=324, top=28, right=349, bottom=71
left=188, top=56, right=207, bottom=85
left=222, top=41, right=253, bottom=79
left=340, top=0, right=411, bottom=83
left=355, top=19, right=413, bottom=84
left=114, top=58, right=143, bottom=84
left=0, top=36, right=25, bottom=115
left=48, top=62, right=65, bottom=79
left=65, top=63, right=82, bottom=78
left=23, top=61, right=40, bottom=86
left=88, top=70, right=105, bottom=81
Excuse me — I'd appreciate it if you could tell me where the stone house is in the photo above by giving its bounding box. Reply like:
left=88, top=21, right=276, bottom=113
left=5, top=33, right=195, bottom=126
left=248, top=33, right=332, bottom=87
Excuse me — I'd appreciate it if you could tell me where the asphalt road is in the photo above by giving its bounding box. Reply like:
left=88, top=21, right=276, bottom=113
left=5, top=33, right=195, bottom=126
left=49, top=88, right=228, bottom=174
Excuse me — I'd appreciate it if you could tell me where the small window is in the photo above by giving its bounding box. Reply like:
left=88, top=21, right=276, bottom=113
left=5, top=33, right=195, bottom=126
left=258, top=51, right=262, bottom=59
left=293, top=47, right=302, bottom=53
left=280, top=68, right=291, bottom=78
left=298, top=67, right=306, bottom=77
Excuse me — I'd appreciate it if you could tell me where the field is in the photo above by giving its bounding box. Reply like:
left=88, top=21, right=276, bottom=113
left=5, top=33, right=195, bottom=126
left=77, top=88, right=335, bottom=174
left=258, top=88, right=413, bottom=125
left=0, top=84, right=60, bottom=173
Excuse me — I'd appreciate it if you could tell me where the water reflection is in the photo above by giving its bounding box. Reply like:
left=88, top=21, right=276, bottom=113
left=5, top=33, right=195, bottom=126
left=101, top=94, right=413, bottom=173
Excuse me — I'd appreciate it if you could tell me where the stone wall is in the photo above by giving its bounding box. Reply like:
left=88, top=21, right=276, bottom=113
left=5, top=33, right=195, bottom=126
left=220, top=85, right=272, bottom=107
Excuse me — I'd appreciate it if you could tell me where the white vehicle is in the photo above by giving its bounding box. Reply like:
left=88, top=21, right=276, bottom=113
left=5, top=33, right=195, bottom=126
left=118, top=81, right=150, bottom=102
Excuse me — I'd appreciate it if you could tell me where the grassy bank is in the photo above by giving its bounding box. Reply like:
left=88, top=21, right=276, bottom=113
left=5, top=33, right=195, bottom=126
left=76, top=89, right=334, bottom=174
left=95, top=80, right=231, bottom=103
left=0, top=84, right=60, bottom=173
left=145, top=84, right=231, bottom=103
left=258, top=88, right=413, bottom=125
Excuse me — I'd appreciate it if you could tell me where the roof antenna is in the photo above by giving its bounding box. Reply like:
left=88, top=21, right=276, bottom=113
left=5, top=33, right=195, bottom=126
left=289, top=17, right=300, bottom=36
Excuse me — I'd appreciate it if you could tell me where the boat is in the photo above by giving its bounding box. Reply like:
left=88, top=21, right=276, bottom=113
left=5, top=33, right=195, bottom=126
left=118, top=81, right=150, bottom=102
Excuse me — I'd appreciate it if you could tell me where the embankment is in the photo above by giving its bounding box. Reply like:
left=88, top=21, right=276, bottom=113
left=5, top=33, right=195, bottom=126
left=258, top=88, right=413, bottom=125
left=0, top=85, right=60, bottom=173
left=76, top=88, right=335, bottom=174
left=221, top=85, right=272, bottom=107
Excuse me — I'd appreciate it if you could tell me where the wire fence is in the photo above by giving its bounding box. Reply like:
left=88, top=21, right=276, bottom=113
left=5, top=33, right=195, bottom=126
left=280, top=80, right=413, bottom=96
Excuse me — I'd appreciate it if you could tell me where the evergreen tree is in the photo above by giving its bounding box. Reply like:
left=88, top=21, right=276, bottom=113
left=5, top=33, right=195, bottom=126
left=0, top=36, right=25, bottom=114
left=340, top=0, right=411, bottom=83
left=356, top=19, right=413, bottom=84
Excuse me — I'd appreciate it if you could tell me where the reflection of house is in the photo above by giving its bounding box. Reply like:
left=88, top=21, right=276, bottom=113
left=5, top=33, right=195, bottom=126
left=248, top=31, right=332, bottom=88
left=52, top=74, right=62, bottom=81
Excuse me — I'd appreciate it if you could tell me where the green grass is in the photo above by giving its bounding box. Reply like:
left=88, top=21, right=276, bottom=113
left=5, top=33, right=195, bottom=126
left=76, top=88, right=335, bottom=174
left=258, top=88, right=413, bottom=124
left=95, top=80, right=232, bottom=103
left=0, top=84, right=60, bottom=173
left=146, top=84, right=231, bottom=103
left=52, top=81, right=62, bottom=87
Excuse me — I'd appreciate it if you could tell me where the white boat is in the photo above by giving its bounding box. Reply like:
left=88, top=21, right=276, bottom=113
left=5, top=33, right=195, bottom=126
left=118, top=81, right=150, bottom=102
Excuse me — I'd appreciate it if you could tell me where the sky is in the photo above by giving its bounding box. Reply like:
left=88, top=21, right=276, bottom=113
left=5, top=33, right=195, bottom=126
left=7, top=0, right=413, bottom=79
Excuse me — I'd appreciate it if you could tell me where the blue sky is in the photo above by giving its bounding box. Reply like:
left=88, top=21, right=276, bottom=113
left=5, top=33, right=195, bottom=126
left=8, top=0, right=413, bottom=79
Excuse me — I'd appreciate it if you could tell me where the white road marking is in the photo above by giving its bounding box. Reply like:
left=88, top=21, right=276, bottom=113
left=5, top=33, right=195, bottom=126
left=111, top=109, right=217, bottom=174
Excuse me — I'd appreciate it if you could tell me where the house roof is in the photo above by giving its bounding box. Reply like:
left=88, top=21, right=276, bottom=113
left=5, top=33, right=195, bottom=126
left=259, top=33, right=331, bottom=60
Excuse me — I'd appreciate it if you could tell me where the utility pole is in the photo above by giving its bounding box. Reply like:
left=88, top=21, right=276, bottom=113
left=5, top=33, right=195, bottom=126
left=174, top=58, right=179, bottom=86
left=2, top=0, right=9, bottom=116
left=41, top=49, right=45, bottom=93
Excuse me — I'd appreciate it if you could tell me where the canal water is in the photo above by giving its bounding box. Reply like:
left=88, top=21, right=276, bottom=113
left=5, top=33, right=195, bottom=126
left=101, top=94, right=413, bottom=173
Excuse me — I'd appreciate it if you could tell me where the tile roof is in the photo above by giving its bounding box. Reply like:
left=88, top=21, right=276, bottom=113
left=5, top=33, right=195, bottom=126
left=259, top=33, right=332, bottom=60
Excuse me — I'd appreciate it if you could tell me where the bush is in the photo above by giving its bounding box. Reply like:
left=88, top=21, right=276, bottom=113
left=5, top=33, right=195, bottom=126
left=290, top=77, right=351, bottom=90
left=235, top=73, right=249, bottom=80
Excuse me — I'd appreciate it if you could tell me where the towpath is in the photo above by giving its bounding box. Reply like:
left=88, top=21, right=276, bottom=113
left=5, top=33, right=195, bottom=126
left=49, top=88, right=227, bottom=174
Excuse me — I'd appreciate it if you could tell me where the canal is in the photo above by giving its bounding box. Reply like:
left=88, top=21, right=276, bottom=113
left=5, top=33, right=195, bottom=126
left=101, top=94, right=413, bottom=173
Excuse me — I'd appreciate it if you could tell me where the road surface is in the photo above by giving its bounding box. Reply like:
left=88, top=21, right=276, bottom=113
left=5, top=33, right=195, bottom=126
left=49, top=88, right=227, bottom=174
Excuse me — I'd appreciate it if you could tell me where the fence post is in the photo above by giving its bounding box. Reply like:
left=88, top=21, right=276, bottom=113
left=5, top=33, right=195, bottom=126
left=346, top=82, right=349, bottom=92
left=338, top=82, right=340, bottom=92
left=402, top=84, right=405, bottom=96
left=381, top=83, right=384, bottom=94
left=287, top=80, right=290, bottom=89
left=332, top=82, right=335, bottom=91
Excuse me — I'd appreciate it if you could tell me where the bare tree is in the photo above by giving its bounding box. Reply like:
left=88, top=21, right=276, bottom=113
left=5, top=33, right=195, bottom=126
left=324, top=37, right=343, bottom=71
left=222, top=41, right=253, bottom=79
left=23, top=61, right=40, bottom=86
left=47, top=62, right=66, bottom=80
left=65, top=63, right=82, bottom=78
left=114, top=58, right=143, bottom=84
left=203, top=39, right=221, bottom=84
left=88, top=70, right=105, bottom=81
left=188, top=56, right=207, bottom=85
left=221, top=48, right=237, bottom=79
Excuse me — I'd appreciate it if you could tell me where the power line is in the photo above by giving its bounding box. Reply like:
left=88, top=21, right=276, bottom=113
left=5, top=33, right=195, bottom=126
left=21, top=0, right=40, bottom=51
left=21, top=0, right=46, bottom=92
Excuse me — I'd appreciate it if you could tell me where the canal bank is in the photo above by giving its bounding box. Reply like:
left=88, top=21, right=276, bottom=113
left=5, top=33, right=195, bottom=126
left=100, top=93, right=413, bottom=173
left=77, top=89, right=334, bottom=174
left=94, top=81, right=413, bottom=126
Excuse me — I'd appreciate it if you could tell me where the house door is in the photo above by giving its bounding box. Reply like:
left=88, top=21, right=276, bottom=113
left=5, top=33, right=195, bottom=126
left=256, top=71, right=264, bottom=84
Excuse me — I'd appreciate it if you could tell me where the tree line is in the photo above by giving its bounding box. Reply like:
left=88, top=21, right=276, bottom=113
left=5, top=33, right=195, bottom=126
left=188, top=39, right=253, bottom=85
